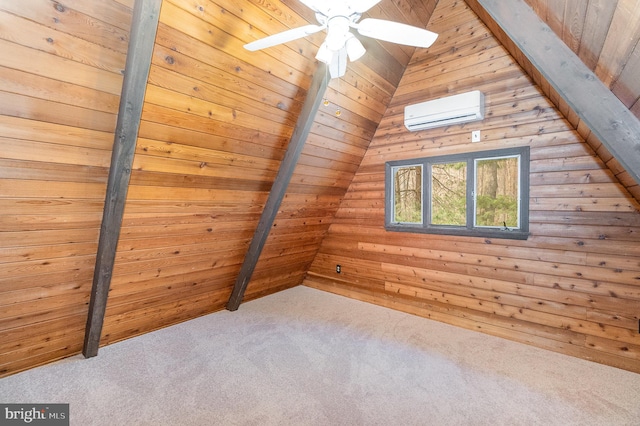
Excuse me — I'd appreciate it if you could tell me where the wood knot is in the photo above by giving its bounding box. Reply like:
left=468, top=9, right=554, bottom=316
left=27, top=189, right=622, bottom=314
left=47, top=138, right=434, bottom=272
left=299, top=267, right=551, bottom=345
left=165, top=56, right=175, bottom=65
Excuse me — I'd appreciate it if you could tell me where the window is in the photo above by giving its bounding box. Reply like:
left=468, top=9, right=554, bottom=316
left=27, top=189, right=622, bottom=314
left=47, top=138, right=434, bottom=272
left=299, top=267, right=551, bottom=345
left=385, top=147, right=529, bottom=240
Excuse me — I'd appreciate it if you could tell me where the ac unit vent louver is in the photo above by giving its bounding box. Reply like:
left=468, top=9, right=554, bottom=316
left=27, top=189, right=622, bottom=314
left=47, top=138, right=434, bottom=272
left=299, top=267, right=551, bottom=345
left=404, top=90, right=485, bottom=131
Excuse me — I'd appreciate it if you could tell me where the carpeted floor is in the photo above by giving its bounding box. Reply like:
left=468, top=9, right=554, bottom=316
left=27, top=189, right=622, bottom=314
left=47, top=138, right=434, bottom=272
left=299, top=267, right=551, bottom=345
left=1, top=286, right=639, bottom=425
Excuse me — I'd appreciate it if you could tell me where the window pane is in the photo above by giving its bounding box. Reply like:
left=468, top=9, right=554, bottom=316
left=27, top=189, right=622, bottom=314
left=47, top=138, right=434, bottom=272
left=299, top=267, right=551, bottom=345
left=393, top=165, right=422, bottom=223
left=475, top=156, right=519, bottom=228
left=431, top=162, right=467, bottom=226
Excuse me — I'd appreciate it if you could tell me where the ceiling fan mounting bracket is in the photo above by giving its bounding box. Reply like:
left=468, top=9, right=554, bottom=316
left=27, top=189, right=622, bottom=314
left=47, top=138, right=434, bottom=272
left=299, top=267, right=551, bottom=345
left=325, top=16, right=355, bottom=50
left=315, top=11, right=361, bottom=27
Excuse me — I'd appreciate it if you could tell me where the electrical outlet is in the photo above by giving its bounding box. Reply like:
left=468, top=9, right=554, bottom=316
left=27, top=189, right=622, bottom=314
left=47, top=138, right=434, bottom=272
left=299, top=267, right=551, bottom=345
left=336, top=264, right=341, bottom=274
left=471, top=130, right=481, bottom=142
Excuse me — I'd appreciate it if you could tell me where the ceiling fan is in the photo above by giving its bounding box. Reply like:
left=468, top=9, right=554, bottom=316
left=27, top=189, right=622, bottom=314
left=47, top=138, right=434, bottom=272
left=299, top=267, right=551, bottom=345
left=244, top=0, right=438, bottom=78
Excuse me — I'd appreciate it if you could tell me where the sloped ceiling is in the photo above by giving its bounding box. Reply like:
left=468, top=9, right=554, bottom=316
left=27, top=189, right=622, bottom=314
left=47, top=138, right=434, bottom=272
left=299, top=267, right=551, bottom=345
left=119, top=0, right=640, bottom=312
left=96, top=0, right=443, bottom=344
left=3, top=0, right=640, bottom=375
left=508, top=0, right=640, bottom=198
left=218, top=0, right=640, bottom=306
left=526, top=0, right=640, bottom=116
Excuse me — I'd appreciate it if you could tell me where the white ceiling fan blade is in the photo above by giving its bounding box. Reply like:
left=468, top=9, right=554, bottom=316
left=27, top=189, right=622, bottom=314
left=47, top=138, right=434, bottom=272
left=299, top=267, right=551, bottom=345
left=350, top=0, right=382, bottom=13
left=356, top=18, right=438, bottom=48
left=244, top=24, right=325, bottom=51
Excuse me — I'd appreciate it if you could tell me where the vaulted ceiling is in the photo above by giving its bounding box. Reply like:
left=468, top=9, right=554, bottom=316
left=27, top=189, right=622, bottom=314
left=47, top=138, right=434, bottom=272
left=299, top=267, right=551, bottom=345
left=91, top=0, right=640, bottom=338
left=3, top=0, right=640, bottom=376
left=526, top=0, right=640, bottom=117
left=502, top=0, right=640, bottom=197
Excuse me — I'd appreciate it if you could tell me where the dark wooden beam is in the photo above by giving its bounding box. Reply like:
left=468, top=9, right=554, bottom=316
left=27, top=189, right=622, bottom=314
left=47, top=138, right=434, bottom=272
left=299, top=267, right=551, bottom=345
left=467, top=0, right=640, bottom=185
left=83, top=0, right=162, bottom=358
left=226, top=64, right=330, bottom=311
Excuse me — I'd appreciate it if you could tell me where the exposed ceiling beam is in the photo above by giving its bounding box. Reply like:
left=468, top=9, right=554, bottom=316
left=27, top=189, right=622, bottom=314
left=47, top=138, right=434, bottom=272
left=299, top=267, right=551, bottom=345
left=466, top=0, right=640, bottom=185
left=226, top=64, right=330, bottom=311
left=83, top=0, right=162, bottom=358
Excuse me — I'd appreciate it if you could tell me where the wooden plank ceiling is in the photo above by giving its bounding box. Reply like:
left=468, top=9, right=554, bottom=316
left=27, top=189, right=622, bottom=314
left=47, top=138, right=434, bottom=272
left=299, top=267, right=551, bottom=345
left=523, top=0, right=640, bottom=198
left=2, top=0, right=640, bottom=376
left=526, top=0, right=640, bottom=116
left=118, top=0, right=439, bottom=324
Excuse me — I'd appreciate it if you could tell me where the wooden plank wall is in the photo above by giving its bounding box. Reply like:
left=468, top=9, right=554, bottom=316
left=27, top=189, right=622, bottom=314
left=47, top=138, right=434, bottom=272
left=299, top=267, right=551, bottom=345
left=0, top=0, right=437, bottom=376
left=98, top=0, right=298, bottom=345
left=0, top=0, right=132, bottom=376
left=99, top=0, right=431, bottom=346
left=304, top=0, right=640, bottom=373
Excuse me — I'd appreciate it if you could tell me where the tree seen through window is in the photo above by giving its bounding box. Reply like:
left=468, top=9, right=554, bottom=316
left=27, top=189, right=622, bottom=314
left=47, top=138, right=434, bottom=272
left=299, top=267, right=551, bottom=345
left=431, top=161, right=466, bottom=226
left=393, top=165, right=422, bottom=223
left=475, top=157, right=519, bottom=228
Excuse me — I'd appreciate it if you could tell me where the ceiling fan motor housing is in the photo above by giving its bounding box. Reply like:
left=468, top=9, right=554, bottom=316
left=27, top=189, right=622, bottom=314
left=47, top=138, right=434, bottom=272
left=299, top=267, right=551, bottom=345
left=325, top=16, right=353, bottom=50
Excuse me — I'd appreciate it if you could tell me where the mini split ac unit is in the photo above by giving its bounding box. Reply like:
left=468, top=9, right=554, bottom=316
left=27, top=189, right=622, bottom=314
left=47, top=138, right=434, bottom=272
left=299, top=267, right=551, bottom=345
left=404, top=90, right=485, bottom=131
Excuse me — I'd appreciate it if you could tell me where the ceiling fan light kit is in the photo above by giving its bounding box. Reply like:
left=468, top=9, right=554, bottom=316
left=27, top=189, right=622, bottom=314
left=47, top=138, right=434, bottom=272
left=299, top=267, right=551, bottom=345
left=345, top=34, right=366, bottom=61
left=244, top=0, right=439, bottom=78
left=324, top=15, right=351, bottom=50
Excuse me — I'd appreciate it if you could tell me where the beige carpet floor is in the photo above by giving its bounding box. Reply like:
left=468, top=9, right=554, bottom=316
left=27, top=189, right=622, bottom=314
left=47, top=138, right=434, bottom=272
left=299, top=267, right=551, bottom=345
left=1, top=286, right=639, bottom=425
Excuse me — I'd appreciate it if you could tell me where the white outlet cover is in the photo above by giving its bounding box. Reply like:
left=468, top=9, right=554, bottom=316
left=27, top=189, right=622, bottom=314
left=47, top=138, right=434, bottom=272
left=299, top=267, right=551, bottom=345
left=472, top=130, right=481, bottom=142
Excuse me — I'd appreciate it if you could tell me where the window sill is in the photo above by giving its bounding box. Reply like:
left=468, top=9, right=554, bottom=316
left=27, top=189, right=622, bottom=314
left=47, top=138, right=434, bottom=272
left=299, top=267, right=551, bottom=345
left=385, top=224, right=530, bottom=240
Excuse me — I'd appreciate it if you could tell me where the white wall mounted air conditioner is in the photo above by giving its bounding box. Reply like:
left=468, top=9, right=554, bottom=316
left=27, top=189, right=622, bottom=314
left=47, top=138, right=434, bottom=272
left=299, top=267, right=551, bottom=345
left=404, top=90, right=485, bottom=131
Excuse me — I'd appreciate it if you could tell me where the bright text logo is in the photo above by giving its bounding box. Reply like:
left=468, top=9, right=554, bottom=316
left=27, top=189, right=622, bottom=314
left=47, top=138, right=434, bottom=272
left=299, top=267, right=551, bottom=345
left=0, top=404, right=68, bottom=426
